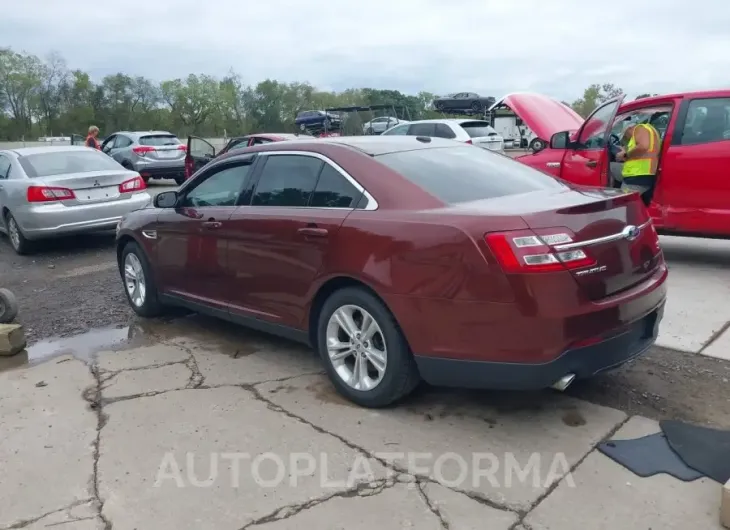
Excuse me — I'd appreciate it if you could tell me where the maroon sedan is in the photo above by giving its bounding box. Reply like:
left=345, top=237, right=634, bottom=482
left=116, top=136, right=667, bottom=408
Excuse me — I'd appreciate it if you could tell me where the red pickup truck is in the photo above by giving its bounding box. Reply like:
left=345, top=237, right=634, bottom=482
left=512, top=91, right=730, bottom=239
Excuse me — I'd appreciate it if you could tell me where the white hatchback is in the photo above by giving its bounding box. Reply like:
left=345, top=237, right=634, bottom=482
left=381, top=119, right=505, bottom=153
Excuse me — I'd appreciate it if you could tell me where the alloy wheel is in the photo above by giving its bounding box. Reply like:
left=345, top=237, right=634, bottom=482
left=326, top=304, right=388, bottom=391
left=7, top=217, right=20, bottom=250
left=124, top=253, right=147, bottom=307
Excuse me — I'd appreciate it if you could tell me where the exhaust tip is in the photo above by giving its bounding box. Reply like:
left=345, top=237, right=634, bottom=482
left=551, top=373, right=576, bottom=392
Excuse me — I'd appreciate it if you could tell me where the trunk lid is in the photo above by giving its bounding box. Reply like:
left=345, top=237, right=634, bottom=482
left=40, top=170, right=137, bottom=203
left=459, top=188, right=663, bottom=300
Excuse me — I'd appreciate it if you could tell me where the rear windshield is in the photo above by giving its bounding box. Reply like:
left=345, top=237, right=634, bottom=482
left=376, top=146, right=565, bottom=204
left=460, top=121, right=498, bottom=138
left=19, top=150, right=123, bottom=178
left=138, top=134, right=180, bottom=146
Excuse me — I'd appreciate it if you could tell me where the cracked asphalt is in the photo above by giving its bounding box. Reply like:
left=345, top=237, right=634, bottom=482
left=1, top=193, right=730, bottom=528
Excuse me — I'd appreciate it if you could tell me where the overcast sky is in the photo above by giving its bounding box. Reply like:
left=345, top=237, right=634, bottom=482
left=5, top=0, right=730, bottom=101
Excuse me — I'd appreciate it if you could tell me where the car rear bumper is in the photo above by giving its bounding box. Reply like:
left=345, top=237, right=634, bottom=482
left=17, top=192, right=151, bottom=240
left=413, top=303, right=664, bottom=390
left=135, top=161, right=185, bottom=180
left=385, top=263, right=668, bottom=390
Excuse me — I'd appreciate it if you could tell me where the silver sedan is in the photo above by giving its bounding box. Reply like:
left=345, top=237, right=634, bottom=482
left=0, top=146, right=151, bottom=254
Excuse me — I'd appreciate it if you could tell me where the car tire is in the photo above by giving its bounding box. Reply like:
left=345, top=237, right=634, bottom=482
left=4, top=212, right=32, bottom=255
left=0, top=288, right=19, bottom=324
left=435, top=102, right=444, bottom=112
left=317, top=287, right=420, bottom=408
left=120, top=241, right=164, bottom=318
left=530, top=138, right=546, bottom=152
left=471, top=101, right=482, bottom=112
left=299, top=123, right=306, bottom=131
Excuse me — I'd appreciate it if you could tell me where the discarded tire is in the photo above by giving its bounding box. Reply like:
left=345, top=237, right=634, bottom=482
left=0, top=288, right=19, bottom=323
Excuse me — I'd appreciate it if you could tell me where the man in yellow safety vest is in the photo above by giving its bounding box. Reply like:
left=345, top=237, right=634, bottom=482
left=616, top=122, right=661, bottom=206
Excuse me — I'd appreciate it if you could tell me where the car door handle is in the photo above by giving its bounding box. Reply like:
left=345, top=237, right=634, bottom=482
left=298, top=227, right=328, bottom=237
left=202, top=220, right=222, bottom=229
left=586, top=160, right=598, bottom=168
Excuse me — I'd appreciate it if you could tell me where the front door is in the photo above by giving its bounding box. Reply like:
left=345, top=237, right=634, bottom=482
left=155, top=156, right=257, bottom=309
left=561, top=96, right=624, bottom=187
left=659, top=96, right=730, bottom=235
left=186, top=136, right=217, bottom=176
left=226, top=153, right=365, bottom=328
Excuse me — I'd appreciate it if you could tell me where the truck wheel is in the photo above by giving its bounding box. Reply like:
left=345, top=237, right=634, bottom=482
left=530, top=138, right=546, bottom=152
left=0, top=288, right=19, bottom=323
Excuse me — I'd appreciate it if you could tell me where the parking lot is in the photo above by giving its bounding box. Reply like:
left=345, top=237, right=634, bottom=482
left=1, top=179, right=729, bottom=529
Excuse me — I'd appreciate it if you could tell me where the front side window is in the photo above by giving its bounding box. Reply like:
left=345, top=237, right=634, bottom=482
left=252, top=155, right=323, bottom=207
left=377, top=145, right=565, bottom=204
left=382, top=124, right=409, bottom=136
left=579, top=99, right=622, bottom=149
left=181, top=161, right=253, bottom=207
left=310, top=164, right=362, bottom=208
left=681, top=98, right=730, bottom=145
left=0, top=155, right=10, bottom=179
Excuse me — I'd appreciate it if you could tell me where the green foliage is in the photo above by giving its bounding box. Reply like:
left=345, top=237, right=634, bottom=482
left=0, top=46, right=629, bottom=139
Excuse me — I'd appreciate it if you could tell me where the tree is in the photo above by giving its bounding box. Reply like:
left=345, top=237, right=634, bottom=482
left=570, top=83, right=625, bottom=118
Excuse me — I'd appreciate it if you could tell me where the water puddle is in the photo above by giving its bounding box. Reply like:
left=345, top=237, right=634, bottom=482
left=0, top=325, right=139, bottom=372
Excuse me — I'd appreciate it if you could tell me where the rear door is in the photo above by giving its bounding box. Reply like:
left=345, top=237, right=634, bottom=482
left=0, top=154, right=11, bottom=214
left=225, top=153, right=361, bottom=328
left=659, top=95, right=730, bottom=235
left=186, top=136, right=216, bottom=178
left=561, top=96, right=625, bottom=187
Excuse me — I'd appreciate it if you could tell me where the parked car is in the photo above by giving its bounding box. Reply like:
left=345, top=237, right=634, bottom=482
left=295, top=110, right=342, bottom=131
left=101, top=131, right=186, bottom=185
left=0, top=146, right=150, bottom=255
left=116, top=135, right=667, bottom=408
left=381, top=119, right=505, bottom=152
left=185, top=133, right=304, bottom=180
left=514, top=89, right=730, bottom=239
left=362, top=117, right=409, bottom=135
left=433, top=92, right=496, bottom=113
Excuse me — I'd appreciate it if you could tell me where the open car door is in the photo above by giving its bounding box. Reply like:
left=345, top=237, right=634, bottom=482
left=561, top=95, right=625, bottom=188
left=185, top=136, right=216, bottom=180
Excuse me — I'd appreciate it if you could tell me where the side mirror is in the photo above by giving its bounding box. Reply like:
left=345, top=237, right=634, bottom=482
left=550, top=131, right=570, bottom=150
left=154, top=190, right=178, bottom=209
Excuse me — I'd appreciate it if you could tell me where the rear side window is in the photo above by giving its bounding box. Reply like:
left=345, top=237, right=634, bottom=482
left=680, top=98, right=730, bottom=145
left=310, top=164, right=362, bottom=208
left=19, top=150, right=122, bottom=178
left=434, top=124, right=456, bottom=139
left=253, top=155, right=323, bottom=207
left=460, top=122, right=498, bottom=138
left=0, top=155, right=11, bottom=179
left=139, top=134, right=180, bottom=146
left=376, top=146, right=565, bottom=204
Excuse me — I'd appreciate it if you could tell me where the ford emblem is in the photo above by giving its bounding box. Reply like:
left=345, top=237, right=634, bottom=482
left=622, top=225, right=640, bottom=241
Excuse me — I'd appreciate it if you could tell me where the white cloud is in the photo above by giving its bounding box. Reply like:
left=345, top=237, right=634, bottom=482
left=5, top=0, right=730, bottom=101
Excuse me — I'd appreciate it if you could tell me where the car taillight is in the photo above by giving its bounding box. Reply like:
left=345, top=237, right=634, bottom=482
left=485, top=229, right=596, bottom=273
left=119, top=176, right=146, bottom=193
left=27, top=186, right=76, bottom=203
left=132, top=146, right=155, bottom=155
left=465, top=139, right=473, bottom=144
left=177, top=144, right=187, bottom=151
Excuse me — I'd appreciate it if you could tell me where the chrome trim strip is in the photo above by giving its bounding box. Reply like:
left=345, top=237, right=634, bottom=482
left=553, top=219, right=652, bottom=251
left=259, top=151, right=379, bottom=211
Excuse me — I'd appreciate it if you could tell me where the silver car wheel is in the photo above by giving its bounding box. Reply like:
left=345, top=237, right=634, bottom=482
left=124, top=253, right=146, bottom=307
left=326, top=304, right=388, bottom=391
left=7, top=217, right=20, bottom=250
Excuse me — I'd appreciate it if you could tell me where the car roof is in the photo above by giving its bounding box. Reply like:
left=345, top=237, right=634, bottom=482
left=620, top=89, right=730, bottom=110
left=404, top=118, right=491, bottom=125
left=254, top=135, right=461, bottom=156
left=116, top=131, right=175, bottom=137
left=2, top=145, right=95, bottom=156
